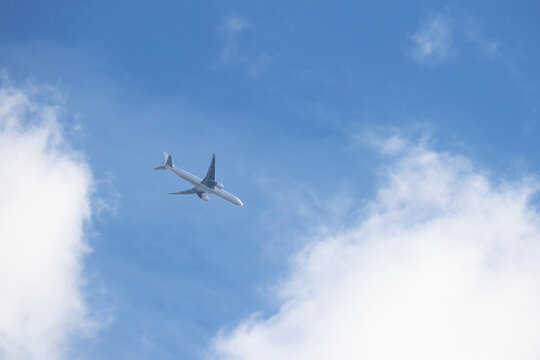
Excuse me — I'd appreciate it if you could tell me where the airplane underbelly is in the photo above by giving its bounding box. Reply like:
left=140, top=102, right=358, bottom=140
left=172, top=169, right=201, bottom=185
left=212, top=189, right=243, bottom=205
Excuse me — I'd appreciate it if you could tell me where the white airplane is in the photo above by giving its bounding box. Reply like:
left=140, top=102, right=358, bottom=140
left=154, top=152, right=243, bottom=206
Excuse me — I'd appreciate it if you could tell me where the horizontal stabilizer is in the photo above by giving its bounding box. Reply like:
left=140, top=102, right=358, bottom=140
left=155, top=152, right=173, bottom=170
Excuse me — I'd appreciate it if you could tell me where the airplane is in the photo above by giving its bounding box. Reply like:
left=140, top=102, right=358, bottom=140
left=154, top=152, right=243, bottom=206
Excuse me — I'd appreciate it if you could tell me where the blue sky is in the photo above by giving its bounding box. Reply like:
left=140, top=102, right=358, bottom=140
left=1, top=1, right=539, bottom=359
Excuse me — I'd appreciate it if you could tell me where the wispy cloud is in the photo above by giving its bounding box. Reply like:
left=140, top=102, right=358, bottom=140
left=0, top=79, right=97, bottom=359
left=463, top=20, right=500, bottom=58
left=218, top=13, right=249, bottom=64
left=409, top=14, right=456, bottom=65
left=408, top=12, right=501, bottom=66
left=209, top=138, right=540, bottom=359
left=217, top=12, right=272, bottom=77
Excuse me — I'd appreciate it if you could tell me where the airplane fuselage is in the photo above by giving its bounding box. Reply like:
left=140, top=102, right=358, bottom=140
left=165, top=165, right=243, bottom=206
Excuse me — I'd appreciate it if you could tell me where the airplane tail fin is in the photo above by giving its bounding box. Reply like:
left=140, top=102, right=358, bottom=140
left=164, top=152, right=173, bottom=167
left=154, top=152, right=173, bottom=170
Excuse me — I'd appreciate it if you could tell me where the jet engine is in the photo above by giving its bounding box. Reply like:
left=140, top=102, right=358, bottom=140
left=215, top=182, right=224, bottom=189
left=200, top=194, right=209, bottom=201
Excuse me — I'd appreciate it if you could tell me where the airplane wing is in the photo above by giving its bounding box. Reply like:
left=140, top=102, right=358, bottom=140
left=169, top=188, right=197, bottom=195
left=201, top=153, right=217, bottom=188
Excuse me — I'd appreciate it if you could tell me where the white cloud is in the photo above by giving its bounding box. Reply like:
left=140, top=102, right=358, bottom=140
left=408, top=12, right=503, bottom=66
left=209, top=139, right=540, bottom=359
left=0, top=82, right=95, bottom=358
left=462, top=19, right=500, bottom=59
left=217, top=13, right=272, bottom=77
left=409, top=14, right=455, bottom=65
left=218, top=13, right=249, bottom=65
left=220, top=13, right=248, bottom=35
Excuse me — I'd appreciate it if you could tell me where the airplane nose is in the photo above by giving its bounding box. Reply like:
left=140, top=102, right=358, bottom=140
left=237, top=199, right=243, bottom=206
